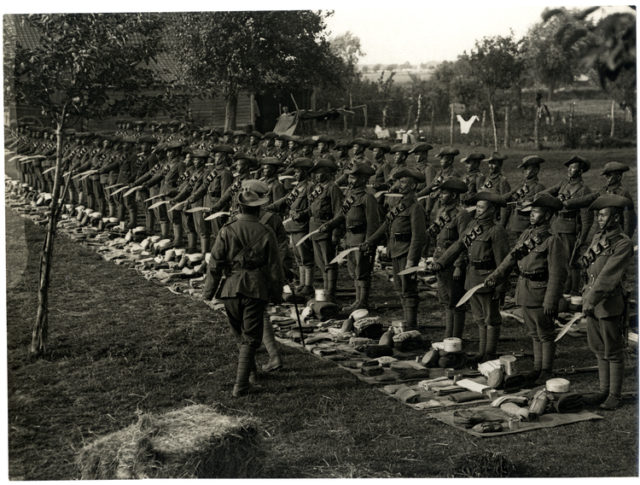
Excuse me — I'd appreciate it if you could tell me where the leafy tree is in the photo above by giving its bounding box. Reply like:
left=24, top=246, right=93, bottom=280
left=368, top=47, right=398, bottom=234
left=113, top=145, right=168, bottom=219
left=166, top=11, right=338, bottom=130
left=524, top=8, right=595, bottom=100
left=466, top=34, right=525, bottom=150
left=6, top=13, right=164, bottom=356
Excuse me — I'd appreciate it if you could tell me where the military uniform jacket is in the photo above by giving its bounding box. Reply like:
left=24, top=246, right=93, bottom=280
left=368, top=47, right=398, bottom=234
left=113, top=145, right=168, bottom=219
left=203, top=213, right=284, bottom=302
left=492, top=224, right=568, bottom=308
left=367, top=193, right=427, bottom=264
left=373, top=160, right=394, bottom=189
left=545, top=178, right=592, bottom=236
left=461, top=170, right=485, bottom=204
left=327, top=187, right=380, bottom=246
left=481, top=172, right=512, bottom=226
left=437, top=217, right=510, bottom=294
left=271, top=179, right=311, bottom=233
left=565, top=183, right=636, bottom=238
left=507, top=176, right=545, bottom=233
left=581, top=227, right=633, bottom=318
left=431, top=203, right=472, bottom=266
left=309, top=181, right=344, bottom=241
left=260, top=176, right=286, bottom=204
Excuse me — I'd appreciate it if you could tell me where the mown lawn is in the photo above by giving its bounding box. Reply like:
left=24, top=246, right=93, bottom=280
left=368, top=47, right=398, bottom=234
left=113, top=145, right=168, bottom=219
left=5, top=201, right=638, bottom=479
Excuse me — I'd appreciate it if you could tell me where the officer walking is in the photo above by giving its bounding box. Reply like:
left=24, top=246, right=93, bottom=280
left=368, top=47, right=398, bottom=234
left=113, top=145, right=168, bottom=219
left=202, top=187, right=284, bottom=397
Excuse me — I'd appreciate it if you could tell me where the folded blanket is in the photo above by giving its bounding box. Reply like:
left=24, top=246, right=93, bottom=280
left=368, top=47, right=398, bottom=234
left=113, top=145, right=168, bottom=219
left=449, top=391, right=486, bottom=403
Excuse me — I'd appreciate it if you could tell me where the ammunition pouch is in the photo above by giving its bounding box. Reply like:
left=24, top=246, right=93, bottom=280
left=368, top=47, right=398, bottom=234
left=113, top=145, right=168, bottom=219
left=471, top=259, right=496, bottom=270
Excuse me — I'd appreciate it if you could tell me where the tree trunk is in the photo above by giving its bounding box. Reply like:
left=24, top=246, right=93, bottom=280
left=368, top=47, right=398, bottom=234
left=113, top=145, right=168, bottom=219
left=414, top=93, right=422, bottom=134
left=30, top=117, right=65, bottom=357
left=310, top=87, right=317, bottom=133
left=224, top=92, right=238, bottom=131
left=382, top=105, right=388, bottom=129
left=503, top=105, right=510, bottom=149
left=449, top=104, right=454, bottom=146
left=405, top=104, right=413, bottom=131
left=489, top=101, right=498, bottom=152
left=534, top=106, right=541, bottom=150
left=429, top=105, right=435, bottom=140
left=481, top=109, right=486, bottom=147
left=610, top=99, right=615, bottom=138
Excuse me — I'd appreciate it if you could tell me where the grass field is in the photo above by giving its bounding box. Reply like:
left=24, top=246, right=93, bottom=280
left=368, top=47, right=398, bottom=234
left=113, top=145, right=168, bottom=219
left=5, top=146, right=639, bottom=478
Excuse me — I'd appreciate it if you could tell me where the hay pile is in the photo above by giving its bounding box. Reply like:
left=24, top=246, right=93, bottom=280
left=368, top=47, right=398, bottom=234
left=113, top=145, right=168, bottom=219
left=76, top=404, right=264, bottom=479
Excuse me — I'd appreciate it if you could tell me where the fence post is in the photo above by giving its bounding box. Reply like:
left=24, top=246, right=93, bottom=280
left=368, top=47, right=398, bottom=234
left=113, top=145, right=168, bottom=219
left=481, top=109, right=486, bottom=147
left=449, top=104, right=454, bottom=146
left=610, top=99, right=615, bottom=138
left=504, top=105, right=510, bottom=149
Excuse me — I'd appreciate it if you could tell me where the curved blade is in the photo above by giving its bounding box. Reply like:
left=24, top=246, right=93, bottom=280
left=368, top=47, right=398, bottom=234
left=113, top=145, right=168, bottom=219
left=329, top=247, right=359, bottom=265
left=105, top=183, right=125, bottom=190
left=296, top=229, right=320, bottom=247
left=42, top=166, right=57, bottom=175
left=111, top=185, right=130, bottom=196
left=384, top=193, right=402, bottom=198
left=398, top=265, right=421, bottom=276
left=555, top=313, right=584, bottom=342
left=122, top=185, right=143, bottom=197
left=186, top=206, right=210, bottom=213
left=144, top=193, right=166, bottom=202
left=374, top=190, right=388, bottom=198
left=149, top=200, right=169, bottom=210
left=456, top=283, right=485, bottom=308
left=204, top=211, right=230, bottom=221
left=168, top=201, right=186, bottom=212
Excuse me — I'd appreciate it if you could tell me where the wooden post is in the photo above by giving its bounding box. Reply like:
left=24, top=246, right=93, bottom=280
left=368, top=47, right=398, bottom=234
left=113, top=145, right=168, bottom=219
left=414, top=93, right=422, bottom=134
left=430, top=104, right=435, bottom=140
left=249, top=93, right=256, bottom=128
left=449, top=104, right=454, bottom=146
left=534, top=106, right=540, bottom=150
left=610, top=99, right=615, bottom=138
left=489, top=102, right=498, bottom=152
left=481, top=109, right=486, bottom=147
left=504, top=105, right=510, bottom=149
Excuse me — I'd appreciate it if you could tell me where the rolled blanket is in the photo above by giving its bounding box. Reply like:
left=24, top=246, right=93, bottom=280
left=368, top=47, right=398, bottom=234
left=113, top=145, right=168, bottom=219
left=449, top=391, right=486, bottom=403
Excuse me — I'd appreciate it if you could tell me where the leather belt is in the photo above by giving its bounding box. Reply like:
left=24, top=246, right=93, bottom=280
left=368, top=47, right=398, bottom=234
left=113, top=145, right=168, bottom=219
left=393, top=232, right=411, bottom=242
left=471, top=259, right=496, bottom=270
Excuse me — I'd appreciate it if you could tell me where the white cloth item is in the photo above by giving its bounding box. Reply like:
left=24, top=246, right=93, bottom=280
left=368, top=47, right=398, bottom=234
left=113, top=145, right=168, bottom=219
left=456, top=115, right=480, bottom=134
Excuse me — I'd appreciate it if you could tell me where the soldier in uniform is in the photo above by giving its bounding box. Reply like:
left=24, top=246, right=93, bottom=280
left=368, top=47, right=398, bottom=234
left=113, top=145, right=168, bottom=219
left=479, top=152, right=511, bottom=227
left=333, top=139, right=351, bottom=167
left=362, top=168, right=427, bottom=330
left=429, top=178, right=473, bottom=340
left=410, top=142, right=436, bottom=188
left=255, top=132, right=278, bottom=157
left=129, top=135, right=159, bottom=232
left=460, top=152, right=486, bottom=205
left=247, top=131, right=263, bottom=156
left=484, top=193, right=568, bottom=384
left=417, top=146, right=462, bottom=217
left=211, top=152, right=258, bottom=213
left=202, top=187, right=284, bottom=397
left=318, top=163, right=380, bottom=311
left=308, top=158, right=344, bottom=302
left=563, top=161, right=636, bottom=239
left=579, top=194, right=634, bottom=410
left=335, top=138, right=369, bottom=186
left=266, top=157, right=315, bottom=297
left=259, top=157, right=287, bottom=204
left=369, top=140, right=391, bottom=186
left=504, top=155, right=546, bottom=244
left=541, top=155, right=593, bottom=295
left=315, top=135, right=335, bottom=156
left=98, top=136, right=138, bottom=226
left=430, top=192, right=510, bottom=361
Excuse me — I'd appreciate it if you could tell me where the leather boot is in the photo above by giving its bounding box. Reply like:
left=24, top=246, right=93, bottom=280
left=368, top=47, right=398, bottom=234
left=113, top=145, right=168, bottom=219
left=109, top=202, right=117, bottom=218
left=535, top=340, right=556, bottom=385
left=443, top=309, right=454, bottom=339
left=186, top=232, right=198, bottom=254
left=300, top=267, right=314, bottom=298
left=116, top=202, right=125, bottom=222
left=160, top=222, right=170, bottom=239
left=527, top=339, right=542, bottom=382
left=485, top=325, right=500, bottom=360
left=199, top=235, right=210, bottom=254
left=452, top=310, right=465, bottom=339
left=342, top=282, right=360, bottom=313
left=145, top=209, right=155, bottom=233
left=232, top=344, right=254, bottom=397
left=584, top=358, right=610, bottom=405
left=474, top=325, right=487, bottom=361
left=359, top=281, right=371, bottom=310
left=127, top=208, right=137, bottom=229
left=294, top=267, right=305, bottom=293
left=326, top=267, right=338, bottom=301
left=404, top=299, right=418, bottom=330
left=172, top=223, right=184, bottom=248
left=262, top=316, right=282, bottom=372
left=601, top=359, right=624, bottom=410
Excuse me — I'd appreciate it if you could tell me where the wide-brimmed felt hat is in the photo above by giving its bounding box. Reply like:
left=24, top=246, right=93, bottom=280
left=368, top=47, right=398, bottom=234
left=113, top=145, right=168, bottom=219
left=601, top=161, right=629, bottom=175
left=390, top=144, right=411, bottom=154
left=518, top=155, right=545, bottom=168
left=438, top=177, right=468, bottom=193
left=436, top=147, right=460, bottom=158
left=211, top=144, right=234, bottom=154
left=564, top=155, right=590, bottom=172
left=346, top=162, right=375, bottom=177
left=311, top=157, right=338, bottom=172
left=473, top=191, right=507, bottom=206
left=409, top=142, right=433, bottom=154
left=520, top=193, right=563, bottom=212
left=461, top=153, right=485, bottom=163
left=260, top=157, right=283, bottom=166
left=291, top=157, right=315, bottom=169
left=483, top=152, right=507, bottom=163
left=370, top=140, right=391, bottom=153
left=238, top=189, right=269, bottom=207
left=241, top=179, right=269, bottom=194
left=350, top=137, right=371, bottom=148
left=588, top=194, right=633, bottom=211
left=392, top=167, right=425, bottom=182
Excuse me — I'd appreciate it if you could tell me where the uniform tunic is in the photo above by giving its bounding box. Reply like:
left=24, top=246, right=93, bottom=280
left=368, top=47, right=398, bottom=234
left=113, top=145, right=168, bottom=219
left=309, top=180, right=344, bottom=272
left=581, top=227, right=633, bottom=361
left=480, top=172, right=511, bottom=226
left=490, top=224, right=568, bottom=340
left=203, top=214, right=284, bottom=348
left=506, top=176, right=545, bottom=236
left=437, top=216, right=510, bottom=326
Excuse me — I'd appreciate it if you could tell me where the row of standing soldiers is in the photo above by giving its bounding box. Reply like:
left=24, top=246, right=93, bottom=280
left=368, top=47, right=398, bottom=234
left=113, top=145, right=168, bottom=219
left=8, top=121, right=636, bottom=405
